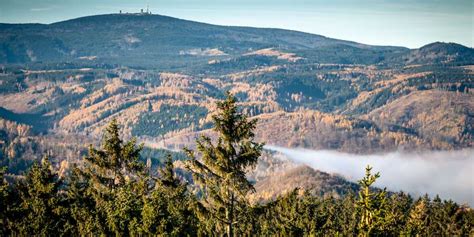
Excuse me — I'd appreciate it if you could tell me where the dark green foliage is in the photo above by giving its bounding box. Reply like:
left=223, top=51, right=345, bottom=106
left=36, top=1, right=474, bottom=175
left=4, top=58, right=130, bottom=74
left=241, top=65, right=360, bottom=112
left=84, top=118, right=144, bottom=189
left=0, top=97, right=473, bottom=236
left=141, top=154, right=198, bottom=235
left=251, top=188, right=474, bottom=236
left=296, top=44, right=404, bottom=65
left=69, top=119, right=198, bottom=236
left=185, top=92, right=264, bottom=236
left=254, top=189, right=317, bottom=235
left=133, top=105, right=208, bottom=137
left=66, top=166, right=103, bottom=235
left=73, top=119, right=146, bottom=235
left=356, top=165, right=390, bottom=236
left=201, top=55, right=286, bottom=75
left=251, top=190, right=357, bottom=236
left=8, top=157, right=70, bottom=236
left=0, top=14, right=414, bottom=68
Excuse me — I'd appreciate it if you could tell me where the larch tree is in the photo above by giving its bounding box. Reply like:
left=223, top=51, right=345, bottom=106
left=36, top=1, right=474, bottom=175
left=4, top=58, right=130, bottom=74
left=407, top=196, right=430, bottom=236
left=185, top=92, right=264, bottom=237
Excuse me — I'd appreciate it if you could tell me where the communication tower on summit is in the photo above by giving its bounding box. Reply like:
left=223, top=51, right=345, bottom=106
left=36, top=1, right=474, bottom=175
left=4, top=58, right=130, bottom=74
left=119, top=5, right=151, bottom=15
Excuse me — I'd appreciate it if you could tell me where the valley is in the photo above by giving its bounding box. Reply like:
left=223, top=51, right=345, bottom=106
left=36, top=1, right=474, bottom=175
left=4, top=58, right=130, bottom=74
left=0, top=14, right=473, bottom=203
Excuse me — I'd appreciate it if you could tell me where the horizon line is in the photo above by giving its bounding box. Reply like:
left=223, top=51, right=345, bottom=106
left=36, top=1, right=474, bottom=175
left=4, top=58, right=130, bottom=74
left=0, top=12, right=471, bottom=50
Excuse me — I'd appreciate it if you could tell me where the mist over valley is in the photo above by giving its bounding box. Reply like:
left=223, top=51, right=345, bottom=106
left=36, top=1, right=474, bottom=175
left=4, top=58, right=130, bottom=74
left=0, top=7, right=473, bottom=235
left=267, top=146, right=474, bottom=206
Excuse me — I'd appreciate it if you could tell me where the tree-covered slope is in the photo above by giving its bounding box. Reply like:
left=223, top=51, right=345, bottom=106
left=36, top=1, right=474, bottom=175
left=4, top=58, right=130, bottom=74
left=0, top=13, right=409, bottom=67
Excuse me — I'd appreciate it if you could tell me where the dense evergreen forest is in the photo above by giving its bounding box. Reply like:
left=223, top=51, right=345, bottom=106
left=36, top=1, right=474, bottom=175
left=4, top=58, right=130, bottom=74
left=0, top=93, right=472, bottom=236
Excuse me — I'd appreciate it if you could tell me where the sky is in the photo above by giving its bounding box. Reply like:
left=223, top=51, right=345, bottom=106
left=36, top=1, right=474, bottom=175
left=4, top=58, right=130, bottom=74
left=0, top=0, right=472, bottom=48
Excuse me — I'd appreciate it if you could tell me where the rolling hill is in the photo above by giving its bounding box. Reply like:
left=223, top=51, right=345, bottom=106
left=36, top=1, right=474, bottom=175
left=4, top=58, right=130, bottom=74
left=0, top=13, right=473, bottom=201
left=0, top=13, right=448, bottom=68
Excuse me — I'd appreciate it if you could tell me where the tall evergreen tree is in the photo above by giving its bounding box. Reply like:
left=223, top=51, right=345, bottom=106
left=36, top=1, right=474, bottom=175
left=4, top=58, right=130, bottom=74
left=387, top=191, right=413, bottom=234
left=142, top=154, right=198, bottom=235
left=77, top=119, right=145, bottom=235
left=185, top=92, right=264, bottom=237
left=356, top=165, right=389, bottom=236
left=84, top=119, right=144, bottom=190
left=13, top=157, right=64, bottom=236
left=67, top=165, right=103, bottom=235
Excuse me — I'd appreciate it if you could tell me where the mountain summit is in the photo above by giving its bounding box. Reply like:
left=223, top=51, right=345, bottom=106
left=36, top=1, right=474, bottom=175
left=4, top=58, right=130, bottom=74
left=1, top=14, right=472, bottom=68
left=0, top=13, right=416, bottom=67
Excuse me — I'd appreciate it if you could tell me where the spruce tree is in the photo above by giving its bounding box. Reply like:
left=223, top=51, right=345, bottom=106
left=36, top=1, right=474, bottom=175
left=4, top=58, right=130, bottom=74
left=185, top=92, right=264, bottom=237
left=142, top=154, right=198, bottom=235
left=13, top=157, right=64, bottom=236
left=388, top=192, right=413, bottom=234
left=105, top=181, right=144, bottom=235
left=78, top=119, right=145, bottom=235
left=67, top=165, right=103, bottom=235
left=356, top=165, right=389, bottom=236
left=83, top=119, right=144, bottom=190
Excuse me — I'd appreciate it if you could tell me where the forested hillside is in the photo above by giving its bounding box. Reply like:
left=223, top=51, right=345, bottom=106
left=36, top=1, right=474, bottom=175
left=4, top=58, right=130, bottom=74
left=0, top=13, right=473, bottom=235
left=1, top=95, right=472, bottom=236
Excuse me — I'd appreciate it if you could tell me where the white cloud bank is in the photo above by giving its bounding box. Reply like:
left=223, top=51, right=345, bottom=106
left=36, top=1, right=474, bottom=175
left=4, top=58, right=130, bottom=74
left=266, top=146, right=474, bottom=206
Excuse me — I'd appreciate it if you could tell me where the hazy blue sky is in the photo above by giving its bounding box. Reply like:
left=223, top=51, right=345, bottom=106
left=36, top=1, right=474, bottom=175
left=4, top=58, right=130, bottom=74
left=0, top=0, right=472, bottom=48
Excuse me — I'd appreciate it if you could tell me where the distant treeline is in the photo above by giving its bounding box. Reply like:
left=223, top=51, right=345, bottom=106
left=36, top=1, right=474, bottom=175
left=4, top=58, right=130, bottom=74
left=0, top=94, right=472, bottom=236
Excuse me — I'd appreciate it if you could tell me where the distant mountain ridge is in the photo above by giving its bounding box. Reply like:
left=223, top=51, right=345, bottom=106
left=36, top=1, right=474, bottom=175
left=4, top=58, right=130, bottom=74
left=401, top=42, right=474, bottom=64
left=0, top=13, right=473, bottom=203
left=1, top=13, right=471, bottom=68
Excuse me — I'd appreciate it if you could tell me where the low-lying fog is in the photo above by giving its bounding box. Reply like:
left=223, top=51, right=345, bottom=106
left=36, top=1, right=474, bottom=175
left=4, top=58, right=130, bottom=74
left=266, top=146, right=474, bottom=206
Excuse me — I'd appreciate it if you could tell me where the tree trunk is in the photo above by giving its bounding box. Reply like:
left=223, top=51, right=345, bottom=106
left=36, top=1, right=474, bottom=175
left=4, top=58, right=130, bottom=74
left=227, top=192, right=234, bottom=237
